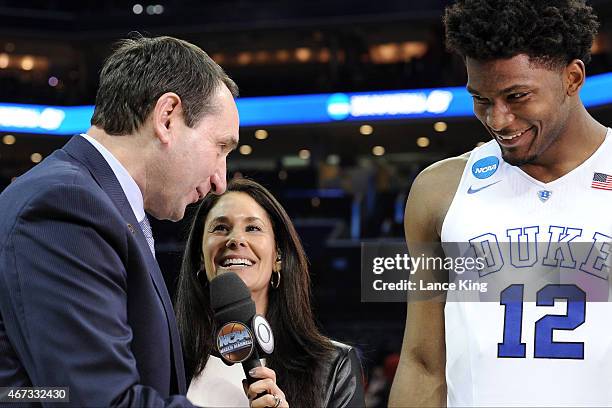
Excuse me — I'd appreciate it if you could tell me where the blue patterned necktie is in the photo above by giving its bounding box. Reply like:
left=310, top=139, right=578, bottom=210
left=138, top=216, right=155, bottom=256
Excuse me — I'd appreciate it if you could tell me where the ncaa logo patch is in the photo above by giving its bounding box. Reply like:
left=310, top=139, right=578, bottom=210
left=472, top=156, right=499, bottom=179
left=537, top=190, right=552, bottom=202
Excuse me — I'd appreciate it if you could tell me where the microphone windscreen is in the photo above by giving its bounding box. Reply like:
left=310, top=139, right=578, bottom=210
left=210, top=272, right=256, bottom=325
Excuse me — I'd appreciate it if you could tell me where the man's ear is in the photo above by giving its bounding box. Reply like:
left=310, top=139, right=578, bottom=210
left=152, top=92, right=182, bottom=144
left=565, top=59, right=586, bottom=97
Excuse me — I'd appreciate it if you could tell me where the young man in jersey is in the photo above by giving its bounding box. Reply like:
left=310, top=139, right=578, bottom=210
left=389, top=0, right=610, bottom=406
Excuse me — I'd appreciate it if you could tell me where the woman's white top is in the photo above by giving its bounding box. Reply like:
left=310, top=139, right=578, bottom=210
left=187, top=355, right=249, bottom=407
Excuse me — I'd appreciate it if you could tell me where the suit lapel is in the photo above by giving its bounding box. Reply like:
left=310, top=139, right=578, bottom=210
left=62, top=135, right=186, bottom=393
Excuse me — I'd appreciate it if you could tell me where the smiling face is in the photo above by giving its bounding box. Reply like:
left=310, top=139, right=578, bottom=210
left=466, top=54, right=573, bottom=167
left=202, top=192, right=278, bottom=299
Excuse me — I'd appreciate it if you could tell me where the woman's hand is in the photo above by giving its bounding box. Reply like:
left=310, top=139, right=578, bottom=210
left=243, top=366, right=289, bottom=408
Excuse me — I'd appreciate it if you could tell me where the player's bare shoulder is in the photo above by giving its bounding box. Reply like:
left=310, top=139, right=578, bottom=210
left=414, top=152, right=469, bottom=194
left=404, top=153, right=470, bottom=240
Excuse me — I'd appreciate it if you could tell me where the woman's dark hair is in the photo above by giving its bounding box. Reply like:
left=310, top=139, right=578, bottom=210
left=175, top=178, right=333, bottom=407
left=444, top=0, right=599, bottom=68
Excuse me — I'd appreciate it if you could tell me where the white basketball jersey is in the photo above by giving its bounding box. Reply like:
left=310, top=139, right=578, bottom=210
left=441, top=129, right=612, bottom=407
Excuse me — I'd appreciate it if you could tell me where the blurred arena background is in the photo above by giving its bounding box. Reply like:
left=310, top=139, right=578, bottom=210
left=2, top=1, right=612, bottom=405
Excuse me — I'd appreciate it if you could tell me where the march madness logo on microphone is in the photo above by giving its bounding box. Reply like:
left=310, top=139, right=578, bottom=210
left=216, top=322, right=255, bottom=363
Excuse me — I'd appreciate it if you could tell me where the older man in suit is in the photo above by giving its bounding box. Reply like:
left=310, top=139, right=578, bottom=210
left=0, top=35, right=239, bottom=406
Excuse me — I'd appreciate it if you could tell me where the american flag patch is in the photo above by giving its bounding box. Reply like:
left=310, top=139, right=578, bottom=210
left=592, top=172, right=612, bottom=190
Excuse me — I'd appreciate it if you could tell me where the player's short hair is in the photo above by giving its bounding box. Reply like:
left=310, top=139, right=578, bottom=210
left=91, top=34, right=238, bottom=135
left=443, top=0, right=599, bottom=69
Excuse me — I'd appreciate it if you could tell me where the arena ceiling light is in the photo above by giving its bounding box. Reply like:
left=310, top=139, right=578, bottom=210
left=434, top=121, right=447, bottom=132
left=254, top=129, right=268, bottom=140
left=359, top=125, right=373, bottom=135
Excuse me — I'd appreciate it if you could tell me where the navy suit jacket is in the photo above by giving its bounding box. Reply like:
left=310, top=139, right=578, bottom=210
left=0, top=136, right=194, bottom=406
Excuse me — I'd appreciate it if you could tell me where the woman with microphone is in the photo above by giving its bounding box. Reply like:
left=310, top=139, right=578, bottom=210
left=175, top=178, right=365, bottom=407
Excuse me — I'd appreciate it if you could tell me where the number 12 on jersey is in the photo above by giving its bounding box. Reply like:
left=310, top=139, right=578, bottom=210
left=498, top=284, right=586, bottom=359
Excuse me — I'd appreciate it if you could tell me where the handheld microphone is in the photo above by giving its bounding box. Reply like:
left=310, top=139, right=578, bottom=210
left=210, top=272, right=275, bottom=385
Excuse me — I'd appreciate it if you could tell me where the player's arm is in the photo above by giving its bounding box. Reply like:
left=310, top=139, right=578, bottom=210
left=389, top=156, right=467, bottom=407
